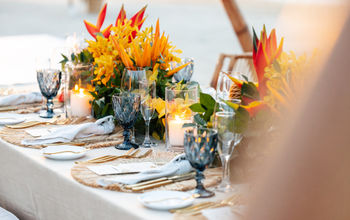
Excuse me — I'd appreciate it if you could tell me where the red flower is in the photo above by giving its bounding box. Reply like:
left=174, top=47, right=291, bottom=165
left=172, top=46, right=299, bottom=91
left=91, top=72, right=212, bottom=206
left=84, top=4, right=147, bottom=40
left=253, top=26, right=284, bottom=97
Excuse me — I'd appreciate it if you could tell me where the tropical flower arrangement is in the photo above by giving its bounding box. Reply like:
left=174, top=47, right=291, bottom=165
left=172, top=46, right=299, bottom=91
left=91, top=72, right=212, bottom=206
left=191, top=26, right=316, bottom=137
left=61, top=3, right=191, bottom=139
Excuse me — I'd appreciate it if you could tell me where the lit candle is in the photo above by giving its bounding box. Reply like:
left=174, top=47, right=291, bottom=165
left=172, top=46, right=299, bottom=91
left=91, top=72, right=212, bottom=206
left=168, top=115, right=192, bottom=146
left=70, top=85, right=92, bottom=117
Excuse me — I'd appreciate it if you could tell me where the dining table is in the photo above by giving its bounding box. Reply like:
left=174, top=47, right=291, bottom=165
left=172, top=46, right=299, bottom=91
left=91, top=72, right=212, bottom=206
left=0, top=112, right=235, bottom=220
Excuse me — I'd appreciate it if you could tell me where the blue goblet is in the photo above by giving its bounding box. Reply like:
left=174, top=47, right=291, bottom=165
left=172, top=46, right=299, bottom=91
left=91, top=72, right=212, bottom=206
left=37, top=69, right=62, bottom=118
left=112, top=93, right=141, bottom=150
left=184, top=127, right=218, bottom=198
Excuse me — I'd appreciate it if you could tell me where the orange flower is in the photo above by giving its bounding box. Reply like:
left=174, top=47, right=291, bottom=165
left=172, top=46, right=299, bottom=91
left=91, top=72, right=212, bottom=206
left=84, top=3, right=112, bottom=39
left=253, top=26, right=284, bottom=97
left=84, top=4, right=146, bottom=40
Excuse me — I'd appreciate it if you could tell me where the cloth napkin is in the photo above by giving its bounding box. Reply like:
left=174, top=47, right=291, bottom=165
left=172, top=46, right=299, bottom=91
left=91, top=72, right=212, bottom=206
left=21, top=116, right=115, bottom=146
left=97, top=154, right=193, bottom=186
left=0, top=92, right=42, bottom=106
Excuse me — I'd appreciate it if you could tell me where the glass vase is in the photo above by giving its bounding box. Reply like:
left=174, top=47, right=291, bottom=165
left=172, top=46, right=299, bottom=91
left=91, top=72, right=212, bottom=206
left=165, top=84, right=198, bottom=152
left=63, top=62, right=93, bottom=119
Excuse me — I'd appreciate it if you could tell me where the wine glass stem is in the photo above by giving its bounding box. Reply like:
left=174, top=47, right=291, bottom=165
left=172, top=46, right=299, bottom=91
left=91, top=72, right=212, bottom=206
left=123, top=129, right=131, bottom=145
left=144, top=120, right=151, bottom=143
left=46, top=98, right=54, bottom=114
left=195, top=169, right=205, bottom=191
left=221, top=153, right=231, bottom=184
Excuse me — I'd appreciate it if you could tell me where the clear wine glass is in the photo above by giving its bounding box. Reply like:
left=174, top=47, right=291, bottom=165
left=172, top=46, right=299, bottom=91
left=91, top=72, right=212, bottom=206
left=139, top=80, right=157, bottom=148
left=214, top=111, right=242, bottom=192
left=112, top=93, right=141, bottom=150
left=184, top=127, right=218, bottom=198
left=173, top=57, right=194, bottom=83
left=36, top=58, right=62, bottom=118
left=121, top=67, right=147, bottom=143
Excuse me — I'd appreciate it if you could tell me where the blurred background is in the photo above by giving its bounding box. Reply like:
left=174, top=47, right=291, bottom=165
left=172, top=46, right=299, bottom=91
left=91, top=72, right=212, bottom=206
left=0, top=0, right=348, bottom=87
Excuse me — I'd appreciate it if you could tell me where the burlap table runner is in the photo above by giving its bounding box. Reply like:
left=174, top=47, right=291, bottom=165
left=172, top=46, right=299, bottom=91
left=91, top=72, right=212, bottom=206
left=0, top=118, right=124, bottom=149
left=71, top=151, right=222, bottom=193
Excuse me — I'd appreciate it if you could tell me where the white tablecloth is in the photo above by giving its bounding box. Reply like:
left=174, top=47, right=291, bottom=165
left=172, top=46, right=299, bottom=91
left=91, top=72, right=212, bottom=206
left=0, top=135, right=231, bottom=220
left=0, top=138, right=175, bottom=220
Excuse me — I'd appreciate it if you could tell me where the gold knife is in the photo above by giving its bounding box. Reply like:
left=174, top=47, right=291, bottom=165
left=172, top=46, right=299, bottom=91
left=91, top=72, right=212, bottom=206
left=125, top=172, right=195, bottom=189
left=131, top=172, right=196, bottom=191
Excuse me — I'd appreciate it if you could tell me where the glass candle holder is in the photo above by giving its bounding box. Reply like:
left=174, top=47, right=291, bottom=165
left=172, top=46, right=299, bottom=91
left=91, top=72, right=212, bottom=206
left=63, top=62, right=93, bottom=118
left=165, top=84, right=198, bottom=152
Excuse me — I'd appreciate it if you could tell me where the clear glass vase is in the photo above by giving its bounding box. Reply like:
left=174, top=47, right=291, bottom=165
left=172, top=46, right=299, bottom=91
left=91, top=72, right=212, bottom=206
left=63, top=62, right=93, bottom=119
left=165, top=84, right=198, bottom=152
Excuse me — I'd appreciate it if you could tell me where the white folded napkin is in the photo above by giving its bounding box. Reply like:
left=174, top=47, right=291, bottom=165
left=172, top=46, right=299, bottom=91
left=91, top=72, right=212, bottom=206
left=0, top=92, right=42, bottom=106
left=97, top=154, right=193, bottom=186
left=21, top=116, right=115, bottom=145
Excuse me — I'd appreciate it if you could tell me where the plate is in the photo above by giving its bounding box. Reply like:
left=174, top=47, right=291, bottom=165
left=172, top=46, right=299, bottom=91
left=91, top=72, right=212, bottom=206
left=41, top=145, right=87, bottom=160
left=138, top=191, right=194, bottom=211
left=0, top=117, right=25, bottom=125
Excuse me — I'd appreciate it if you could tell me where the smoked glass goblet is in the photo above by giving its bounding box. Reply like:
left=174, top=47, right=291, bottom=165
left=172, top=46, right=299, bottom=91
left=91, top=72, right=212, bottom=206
left=36, top=69, right=62, bottom=118
left=184, top=127, right=218, bottom=198
left=112, top=93, right=141, bottom=150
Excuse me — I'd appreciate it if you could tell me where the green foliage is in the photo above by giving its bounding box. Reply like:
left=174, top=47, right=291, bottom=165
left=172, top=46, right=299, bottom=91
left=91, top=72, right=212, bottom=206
left=189, top=92, right=220, bottom=127
left=60, top=49, right=94, bottom=69
left=241, top=82, right=260, bottom=101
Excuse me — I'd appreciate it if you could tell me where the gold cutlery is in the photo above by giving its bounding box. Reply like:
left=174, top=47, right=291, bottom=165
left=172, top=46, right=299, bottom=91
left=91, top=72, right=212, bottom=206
left=75, top=148, right=152, bottom=164
left=45, top=142, right=86, bottom=146
left=126, top=172, right=196, bottom=189
left=75, top=148, right=137, bottom=164
left=43, top=149, right=88, bottom=155
left=130, top=172, right=196, bottom=192
left=170, top=194, right=242, bottom=215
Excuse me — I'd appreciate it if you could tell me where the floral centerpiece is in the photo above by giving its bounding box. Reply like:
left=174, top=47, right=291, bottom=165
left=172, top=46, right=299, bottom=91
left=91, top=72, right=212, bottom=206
left=62, top=4, right=191, bottom=139
left=190, top=26, right=317, bottom=179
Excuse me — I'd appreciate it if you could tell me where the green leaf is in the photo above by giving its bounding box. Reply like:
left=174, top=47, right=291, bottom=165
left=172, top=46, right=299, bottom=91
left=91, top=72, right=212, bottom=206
left=189, top=103, right=206, bottom=113
left=101, top=103, right=111, bottom=116
left=241, top=82, right=260, bottom=100
left=199, top=93, right=216, bottom=110
left=223, top=100, right=239, bottom=110
left=193, top=114, right=207, bottom=127
left=203, top=109, right=214, bottom=121
left=242, top=75, right=249, bottom=82
left=253, top=27, right=258, bottom=52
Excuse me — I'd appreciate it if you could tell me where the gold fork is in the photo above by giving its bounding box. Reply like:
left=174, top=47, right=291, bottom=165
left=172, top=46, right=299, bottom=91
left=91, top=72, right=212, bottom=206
left=90, top=148, right=152, bottom=164
left=75, top=148, right=152, bottom=164
left=75, top=148, right=136, bottom=164
left=171, top=194, right=241, bottom=215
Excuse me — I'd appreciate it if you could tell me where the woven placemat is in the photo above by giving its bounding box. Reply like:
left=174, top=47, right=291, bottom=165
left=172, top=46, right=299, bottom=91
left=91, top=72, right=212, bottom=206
left=0, top=101, right=63, bottom=114
left=0, top=120, right=124, bottom=149
left=71, top=151, right=222, bottom=193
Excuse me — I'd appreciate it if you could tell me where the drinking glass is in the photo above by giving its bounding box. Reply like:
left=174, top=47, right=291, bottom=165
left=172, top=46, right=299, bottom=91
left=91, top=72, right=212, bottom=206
left=173, top=57, right=194, bottom=83
left=139, top=81, right=157, bottom=148
left=121, top=67, right=147, bottom=143
left=214, top=112, right=242, bottom=192
left=184, top=127, right=218, bottom=198
left=36, top=61, right=62, bottom=118
left=112, top=93, right=141, bottom=150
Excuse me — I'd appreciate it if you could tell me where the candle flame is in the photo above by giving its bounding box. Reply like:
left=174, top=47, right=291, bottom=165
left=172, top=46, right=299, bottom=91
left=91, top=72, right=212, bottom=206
left=79, top=88, right=85, bottom=95
left=74, top=84, right=79, bottom=91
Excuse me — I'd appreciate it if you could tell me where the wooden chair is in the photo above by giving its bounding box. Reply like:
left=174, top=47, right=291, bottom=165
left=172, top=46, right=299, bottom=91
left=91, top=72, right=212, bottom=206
left=210, top=53, right=255, bottom=89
